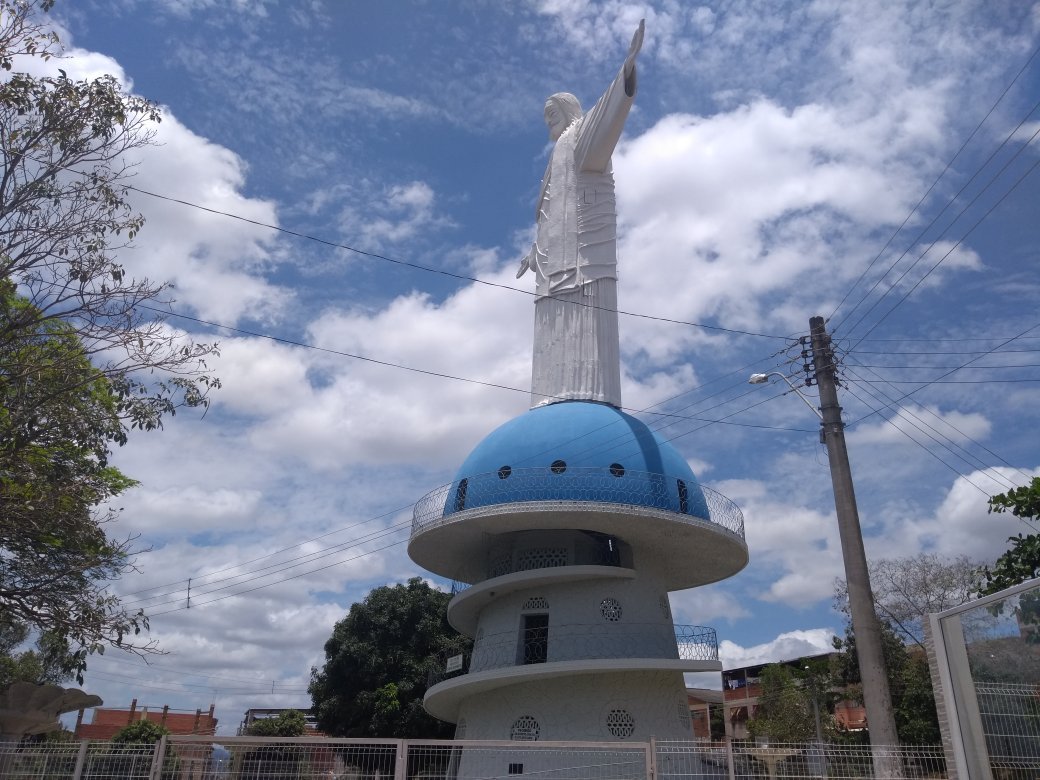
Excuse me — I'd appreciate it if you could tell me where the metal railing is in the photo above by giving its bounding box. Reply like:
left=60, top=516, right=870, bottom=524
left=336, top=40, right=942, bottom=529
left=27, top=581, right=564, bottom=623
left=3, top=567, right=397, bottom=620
left=0, top=736, right=949, bottom=780
left=428, top=623, right=718, bottom=686
left=413, top=468, right=744, bottom=541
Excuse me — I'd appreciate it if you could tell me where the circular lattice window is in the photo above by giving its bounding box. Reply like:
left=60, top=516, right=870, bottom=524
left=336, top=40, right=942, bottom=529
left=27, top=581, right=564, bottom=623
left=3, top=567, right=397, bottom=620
left=522, top=596, right=549, bottom=610
left=550, top=459, right=567, bottom=474
left=600, top=597, right=622, bottom=622
left=498, top=465, right=512, bottom=479
left=606, top=709, right=635, bottom=739
left=511, top=715, right=540, bottom=741
left=610, top=462, right=625, bottom=477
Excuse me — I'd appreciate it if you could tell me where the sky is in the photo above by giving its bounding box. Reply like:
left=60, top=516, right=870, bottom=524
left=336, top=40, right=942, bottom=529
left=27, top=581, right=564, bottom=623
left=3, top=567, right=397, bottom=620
left=19, top=0, right=1040, bottom=735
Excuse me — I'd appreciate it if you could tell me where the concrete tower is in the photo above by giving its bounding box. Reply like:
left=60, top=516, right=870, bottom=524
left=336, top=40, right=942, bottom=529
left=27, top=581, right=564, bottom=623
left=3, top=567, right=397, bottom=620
left=407, top=20, right=747, bottom=748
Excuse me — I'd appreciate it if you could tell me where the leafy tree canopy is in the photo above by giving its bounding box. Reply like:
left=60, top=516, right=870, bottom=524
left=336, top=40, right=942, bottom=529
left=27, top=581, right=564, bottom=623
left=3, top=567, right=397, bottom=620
left=981, top=478, right=1040, bottom=595
left=832, top=621, right=940, bottom=744
left=746, top=664, right=815, bottom=743
left=0, top=0, right=220, bottom=673
left=0, top=614, right=78, bottom=689
left=309, top=578, right=471, bottom=738
left=111, top=719, right=170, bottom=744
left=834, top=553, right=983, bottom=648
left=245, top=709, right=307, bottom=737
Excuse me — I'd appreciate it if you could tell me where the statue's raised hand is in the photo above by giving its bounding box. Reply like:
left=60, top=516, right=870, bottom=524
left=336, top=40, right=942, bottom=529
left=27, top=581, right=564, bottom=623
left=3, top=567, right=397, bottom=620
left=625, top=19, right=645, bottom=73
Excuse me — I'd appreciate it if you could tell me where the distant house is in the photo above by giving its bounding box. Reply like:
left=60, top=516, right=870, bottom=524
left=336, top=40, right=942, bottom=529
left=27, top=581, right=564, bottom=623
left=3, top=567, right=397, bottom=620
left=74, top=699, right=217, bottom=739
left=686, top=652, right=867, bottom=740
left=238, top=708, right=323, bottom=736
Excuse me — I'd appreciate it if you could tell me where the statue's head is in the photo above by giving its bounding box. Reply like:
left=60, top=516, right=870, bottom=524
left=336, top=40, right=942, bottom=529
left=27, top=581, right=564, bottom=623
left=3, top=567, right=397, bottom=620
left=544, top=92, right=583, bottom=141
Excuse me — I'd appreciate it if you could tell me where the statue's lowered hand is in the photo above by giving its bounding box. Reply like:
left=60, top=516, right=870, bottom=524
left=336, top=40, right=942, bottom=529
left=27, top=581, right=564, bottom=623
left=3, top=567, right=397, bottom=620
left=517, top=248, right=533, bottom=278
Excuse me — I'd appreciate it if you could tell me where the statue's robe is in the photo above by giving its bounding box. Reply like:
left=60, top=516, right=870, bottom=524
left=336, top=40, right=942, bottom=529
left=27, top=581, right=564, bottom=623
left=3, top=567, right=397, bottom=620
left=530, top=65, right=635, bottom=408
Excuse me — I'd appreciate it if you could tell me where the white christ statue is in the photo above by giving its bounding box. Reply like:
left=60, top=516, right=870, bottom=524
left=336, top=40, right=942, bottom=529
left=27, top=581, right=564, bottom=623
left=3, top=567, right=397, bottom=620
left=517, top=20, right=644, bottom=409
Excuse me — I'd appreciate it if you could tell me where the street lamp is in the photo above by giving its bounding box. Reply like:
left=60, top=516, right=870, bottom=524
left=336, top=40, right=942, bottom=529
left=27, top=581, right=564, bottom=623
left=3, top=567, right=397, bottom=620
left=750, top=316, right=902, bottom=776
left=747, top=372, right=822, bottom=419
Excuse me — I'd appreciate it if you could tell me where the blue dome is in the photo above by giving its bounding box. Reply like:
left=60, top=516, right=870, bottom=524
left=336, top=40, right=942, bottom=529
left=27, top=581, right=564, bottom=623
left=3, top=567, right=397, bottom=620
left=447, top=401, right=708, bottom=518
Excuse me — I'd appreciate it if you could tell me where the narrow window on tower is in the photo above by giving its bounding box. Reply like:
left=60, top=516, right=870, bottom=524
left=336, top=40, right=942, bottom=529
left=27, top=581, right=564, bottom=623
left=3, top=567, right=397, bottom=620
left=519, top=614, right=549, bottom=665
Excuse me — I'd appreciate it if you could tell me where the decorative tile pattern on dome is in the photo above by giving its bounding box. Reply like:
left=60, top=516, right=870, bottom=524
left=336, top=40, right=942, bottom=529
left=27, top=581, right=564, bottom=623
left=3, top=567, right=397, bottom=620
left=511, top=715, right=540, bottom=741
left=606, top=709, right=635, bottom=739
left=522, top=597, right=549, bottom=611
left=516, top=547, right=568, bottom=571
left=600, top=597, right=622, bottom=622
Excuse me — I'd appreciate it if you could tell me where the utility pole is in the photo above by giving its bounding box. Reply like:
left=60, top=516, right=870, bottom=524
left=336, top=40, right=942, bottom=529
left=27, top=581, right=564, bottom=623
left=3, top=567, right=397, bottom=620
left=809, top=316, right=901, bottom=767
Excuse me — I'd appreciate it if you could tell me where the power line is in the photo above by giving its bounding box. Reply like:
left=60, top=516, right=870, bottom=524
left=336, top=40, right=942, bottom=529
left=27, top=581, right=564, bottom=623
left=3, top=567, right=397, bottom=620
left=841, top=367, right=1019, bottom=493
left=117, top=183, right=785, bottom=340
left=843, top=137, right=1040, bottom=347
left=844, top=322, right=1040, bottom=425
left=827, top=40, right=1040, bottom=328
left=842, top=356, right=1035, bottom=484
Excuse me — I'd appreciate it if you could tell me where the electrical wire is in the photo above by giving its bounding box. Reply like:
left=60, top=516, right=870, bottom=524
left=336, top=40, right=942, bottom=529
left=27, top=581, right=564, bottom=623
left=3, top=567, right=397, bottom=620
left=827, top=40, right=1040, bottom=328
left=842, top=356, right=1036, bottom=484
left=843, top=140, right=1040, bottom=347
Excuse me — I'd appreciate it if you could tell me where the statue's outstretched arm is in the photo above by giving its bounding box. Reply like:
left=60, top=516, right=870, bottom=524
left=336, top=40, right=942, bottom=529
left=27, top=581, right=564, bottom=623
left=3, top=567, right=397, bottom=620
left=624, top=19, right=645, bottom=96
left=575, top=19, right=644, bottom=172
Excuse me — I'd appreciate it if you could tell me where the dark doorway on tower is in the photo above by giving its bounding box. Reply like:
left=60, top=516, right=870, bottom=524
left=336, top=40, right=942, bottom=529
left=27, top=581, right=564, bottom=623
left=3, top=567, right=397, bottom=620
left=519, top=614, right=549, bottom=664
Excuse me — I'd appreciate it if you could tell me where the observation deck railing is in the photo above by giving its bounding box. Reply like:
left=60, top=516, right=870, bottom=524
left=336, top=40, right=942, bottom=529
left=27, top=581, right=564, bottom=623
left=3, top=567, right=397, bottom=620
left=428, top=623, right=717, bottom=687
left=412, top=467, right=744, bottom=541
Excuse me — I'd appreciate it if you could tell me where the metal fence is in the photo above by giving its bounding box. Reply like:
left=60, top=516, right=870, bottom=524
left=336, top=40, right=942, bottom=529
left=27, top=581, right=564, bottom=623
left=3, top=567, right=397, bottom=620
left=0, top=736, right=948, bottom=780
left=411, top=469, right=745, bottom=541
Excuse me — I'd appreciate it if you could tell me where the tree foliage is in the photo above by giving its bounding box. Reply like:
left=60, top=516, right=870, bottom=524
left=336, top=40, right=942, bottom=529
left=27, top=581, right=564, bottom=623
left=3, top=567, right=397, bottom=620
left=0, top=0, right=219, bottom=670
left=980, top=478, right=1040, bottom=595
left=831, top=622, right=940, bottom=744
left=1, top=282, right=150, bottom=671
left=0, top=614, right=78, bottom=689
left=244, top=709, right=307, bottom=737
left=746, top=664, right=816, bottom=743
left=110, top=719, right=170, bottom=744
left=834, top=553, right=982, bottom=648
left=309, top=578, right=471, bottom=738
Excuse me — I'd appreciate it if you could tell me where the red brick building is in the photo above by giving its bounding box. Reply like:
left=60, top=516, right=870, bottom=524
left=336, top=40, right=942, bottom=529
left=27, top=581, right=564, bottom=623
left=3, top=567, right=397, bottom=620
left=74, top=699, right=217, bottom=739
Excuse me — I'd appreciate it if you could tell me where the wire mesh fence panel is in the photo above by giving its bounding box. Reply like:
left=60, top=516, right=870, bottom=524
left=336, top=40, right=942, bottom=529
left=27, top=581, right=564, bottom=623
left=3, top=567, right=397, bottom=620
left=169, top=736, right=402, bottom=780
left=0, top=740, right=82, bottom=780
left=655, top=741, right=947, bottom=780
left=0, top=741, right=158, bottom=780
left=405, top=740, right=648, bottom=780
left=974, top=682, right=1040, bottom=776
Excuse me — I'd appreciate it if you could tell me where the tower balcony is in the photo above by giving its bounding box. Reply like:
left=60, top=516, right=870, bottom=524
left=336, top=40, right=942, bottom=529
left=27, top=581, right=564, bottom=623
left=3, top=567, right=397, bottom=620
left=423, top=622, right=721, bottom=722
left=409, top=467, right=747, bottom=590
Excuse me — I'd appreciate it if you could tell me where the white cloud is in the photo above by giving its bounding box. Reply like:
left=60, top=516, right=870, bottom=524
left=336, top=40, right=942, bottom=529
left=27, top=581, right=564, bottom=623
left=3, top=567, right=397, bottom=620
left=719, top=628, right=836, bottom=668
left=848, top=405, right=992, bottom=447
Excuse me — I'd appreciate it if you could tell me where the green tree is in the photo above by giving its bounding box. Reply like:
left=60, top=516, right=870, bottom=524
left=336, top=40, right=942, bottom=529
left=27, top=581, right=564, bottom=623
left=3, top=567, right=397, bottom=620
left=980, top=478, right=1040, bottom=595
left=111, top=719, right=170, bottom=743
left=746, top=664, right=815, bottom=743
left=245, top=709, right=307, bottom=737
left=1, top=283, right=150, bottom=674
left=834, top=553, right=983, bottom=648
left=0, top=614, right=78, bottom=689
left=0, top=0, right=219, bottom=672
left=831, top=622, right=940, bottom=744
left=309, top=578, right=471, bottom=738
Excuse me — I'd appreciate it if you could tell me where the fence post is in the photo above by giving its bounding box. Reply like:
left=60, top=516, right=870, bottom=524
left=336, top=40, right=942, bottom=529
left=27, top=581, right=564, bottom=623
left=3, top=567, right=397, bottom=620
left=725, top=737, right=736, bottom=780
left=646, top=737, right=657, bottom=780
left=71, top=740, right=89, bottom=780
left=149, top=735, right=168, bottom=780
left=395, top=739, right=408, bottom=780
